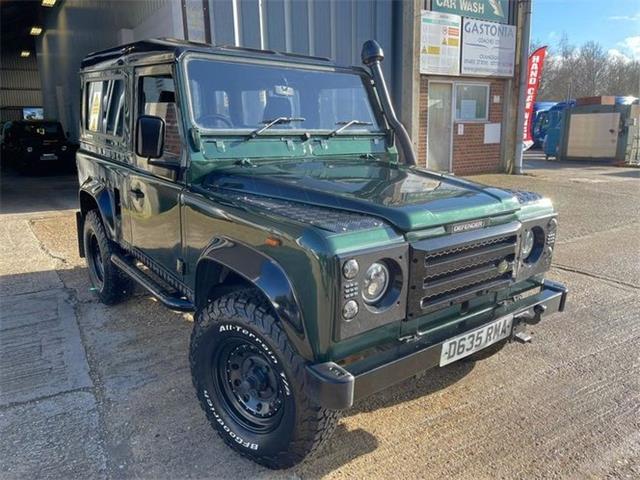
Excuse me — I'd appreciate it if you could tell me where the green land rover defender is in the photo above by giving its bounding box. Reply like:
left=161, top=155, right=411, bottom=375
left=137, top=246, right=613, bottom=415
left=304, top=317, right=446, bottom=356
left=76, top=38, right=567, bottom=469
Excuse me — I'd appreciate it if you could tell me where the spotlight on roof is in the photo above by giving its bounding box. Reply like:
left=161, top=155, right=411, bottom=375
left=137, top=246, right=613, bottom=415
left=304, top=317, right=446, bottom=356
left=20, top=51, right=31, bottom=58
left=42, top=0, right=57, bottom=6
left=30, top=26, right=43, bottom=36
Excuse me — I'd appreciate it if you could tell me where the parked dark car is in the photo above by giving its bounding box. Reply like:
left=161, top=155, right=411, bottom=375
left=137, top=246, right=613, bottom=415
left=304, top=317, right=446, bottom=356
left=0, top=120, right=76, bottom=173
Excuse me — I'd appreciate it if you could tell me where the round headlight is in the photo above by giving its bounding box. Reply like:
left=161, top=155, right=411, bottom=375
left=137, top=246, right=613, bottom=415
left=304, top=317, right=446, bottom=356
left=26, top=146, right=33, bottom=153
left=521, top=229, right=535, bottom=259
left=342, top=300, right=359, bottom=320
left=362, top=262, right=389, bottom=304
left=342, top=259, right=359, bottom=279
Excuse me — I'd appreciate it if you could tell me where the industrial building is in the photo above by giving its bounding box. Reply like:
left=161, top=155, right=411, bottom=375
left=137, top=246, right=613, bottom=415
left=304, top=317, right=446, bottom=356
left=1, top=0, right=528, bottom=174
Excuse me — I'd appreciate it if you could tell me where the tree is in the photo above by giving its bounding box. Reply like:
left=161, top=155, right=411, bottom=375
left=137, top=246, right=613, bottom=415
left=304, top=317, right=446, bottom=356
left=531, top=35, right=639, bottom=101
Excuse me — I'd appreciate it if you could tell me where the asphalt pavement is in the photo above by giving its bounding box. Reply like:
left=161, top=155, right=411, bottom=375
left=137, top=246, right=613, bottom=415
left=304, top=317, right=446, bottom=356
left=0, top=153, right=638, bottom=479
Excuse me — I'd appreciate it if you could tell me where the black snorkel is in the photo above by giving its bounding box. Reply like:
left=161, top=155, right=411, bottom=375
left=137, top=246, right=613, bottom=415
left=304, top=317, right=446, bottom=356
left=361, top=40, right=417, bottom=167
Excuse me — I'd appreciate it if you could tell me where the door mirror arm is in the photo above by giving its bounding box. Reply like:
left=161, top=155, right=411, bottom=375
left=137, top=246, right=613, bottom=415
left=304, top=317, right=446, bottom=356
left=148, top=158, right=180, bottom=182
left=148, top=158, right=180, bottom=170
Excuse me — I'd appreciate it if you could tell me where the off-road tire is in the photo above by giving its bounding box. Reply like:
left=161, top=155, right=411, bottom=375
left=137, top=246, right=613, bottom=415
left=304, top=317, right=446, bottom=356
left=190, top=289, right=340, bottom=469
left=83, top=209, right=134, bottom=304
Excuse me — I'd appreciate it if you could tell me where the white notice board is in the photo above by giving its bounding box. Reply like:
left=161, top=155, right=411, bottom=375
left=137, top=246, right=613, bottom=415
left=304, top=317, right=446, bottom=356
left=420, top=11, right=461, bottom=75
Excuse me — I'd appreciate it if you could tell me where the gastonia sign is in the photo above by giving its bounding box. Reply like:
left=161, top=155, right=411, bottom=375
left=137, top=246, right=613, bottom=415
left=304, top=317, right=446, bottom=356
left=432, top=0, right=509, bottom=24
left=461, top=19, right=516, bottom=77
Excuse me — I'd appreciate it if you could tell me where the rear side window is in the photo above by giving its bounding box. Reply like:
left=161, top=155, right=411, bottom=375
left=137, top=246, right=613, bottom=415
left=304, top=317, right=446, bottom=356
left=106, top=80, right=125, bottom=136
left=86, top=81, right=106, bottom=132
left=85, top=78, right=126, bottom=136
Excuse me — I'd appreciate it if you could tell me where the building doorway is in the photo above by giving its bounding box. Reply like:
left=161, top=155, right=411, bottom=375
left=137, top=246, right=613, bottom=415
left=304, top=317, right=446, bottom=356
left=427, top=82, right=452, bottom=172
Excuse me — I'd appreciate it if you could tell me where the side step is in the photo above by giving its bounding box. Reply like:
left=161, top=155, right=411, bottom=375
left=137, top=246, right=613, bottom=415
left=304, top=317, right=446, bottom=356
left=110, top=254, right=194, bottom=312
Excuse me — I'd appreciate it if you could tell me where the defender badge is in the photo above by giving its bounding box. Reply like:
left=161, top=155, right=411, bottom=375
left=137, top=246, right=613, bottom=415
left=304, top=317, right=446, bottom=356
left=449, top=219, right=486, bottom=234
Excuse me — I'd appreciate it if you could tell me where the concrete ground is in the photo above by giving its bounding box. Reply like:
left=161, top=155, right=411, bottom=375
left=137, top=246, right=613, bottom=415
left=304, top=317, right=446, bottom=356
left=1, top=153, right=639, bottom=479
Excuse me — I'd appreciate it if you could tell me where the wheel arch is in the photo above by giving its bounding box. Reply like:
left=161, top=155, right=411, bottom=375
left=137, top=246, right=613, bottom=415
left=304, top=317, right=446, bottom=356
left=195, top=238, right=314, bottom=360
left=78, top=180, right=117, bottom=240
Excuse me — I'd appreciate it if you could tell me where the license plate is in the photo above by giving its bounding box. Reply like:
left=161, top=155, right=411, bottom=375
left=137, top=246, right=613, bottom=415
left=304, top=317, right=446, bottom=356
left=40, top=154, right=57, bottom=160
left=439, top=314, right=513, bottom=366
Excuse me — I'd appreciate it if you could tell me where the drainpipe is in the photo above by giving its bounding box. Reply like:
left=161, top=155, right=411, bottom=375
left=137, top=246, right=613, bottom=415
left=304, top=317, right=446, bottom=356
left=513, top=0, right=532, bottom=175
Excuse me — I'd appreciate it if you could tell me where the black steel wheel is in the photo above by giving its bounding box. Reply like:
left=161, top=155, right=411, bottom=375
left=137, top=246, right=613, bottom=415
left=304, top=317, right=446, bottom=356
left=82, top=210, right=134, bottom=304
left=190, top=289, right=339, bottom=469
left=214, top=340, right=285, bottom=432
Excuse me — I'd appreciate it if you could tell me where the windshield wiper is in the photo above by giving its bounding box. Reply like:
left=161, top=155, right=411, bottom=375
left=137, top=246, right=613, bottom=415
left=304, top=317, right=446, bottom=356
left=328, top=120, right=373, bottom=137
left=249, top=117, right=305, bottom=138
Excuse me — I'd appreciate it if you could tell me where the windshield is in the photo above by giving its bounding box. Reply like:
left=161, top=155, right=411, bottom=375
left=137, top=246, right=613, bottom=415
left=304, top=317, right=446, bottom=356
left=185, top=58, right=382, bottom=133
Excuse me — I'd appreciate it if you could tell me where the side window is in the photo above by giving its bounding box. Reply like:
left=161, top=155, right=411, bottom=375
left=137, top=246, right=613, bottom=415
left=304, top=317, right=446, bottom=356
left=86, top=81, right=106, bottom=132
left=106, top=79, right=125, bottom=136
left=86, top=78, right=126, bottom=136
left=139, top=75, right=181, bottom=160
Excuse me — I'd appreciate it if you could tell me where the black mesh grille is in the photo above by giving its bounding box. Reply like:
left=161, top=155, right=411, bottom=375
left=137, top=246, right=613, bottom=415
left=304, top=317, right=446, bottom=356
left=408, top=229, right=518, bottom=317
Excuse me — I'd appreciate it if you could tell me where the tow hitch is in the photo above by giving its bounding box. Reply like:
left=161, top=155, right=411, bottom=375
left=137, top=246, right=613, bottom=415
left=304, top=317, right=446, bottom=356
left=516, top=303, right=548, bottom=325
left=512, top=304, right=549, bottom=343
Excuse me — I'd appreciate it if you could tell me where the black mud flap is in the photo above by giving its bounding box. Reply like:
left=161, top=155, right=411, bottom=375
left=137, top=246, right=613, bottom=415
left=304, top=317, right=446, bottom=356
left=76, top=211, right=85, bottom=258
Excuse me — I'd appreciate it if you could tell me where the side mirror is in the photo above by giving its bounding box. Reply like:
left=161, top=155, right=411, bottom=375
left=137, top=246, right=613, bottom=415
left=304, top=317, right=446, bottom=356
left=136, top=115, right=165, bottom=159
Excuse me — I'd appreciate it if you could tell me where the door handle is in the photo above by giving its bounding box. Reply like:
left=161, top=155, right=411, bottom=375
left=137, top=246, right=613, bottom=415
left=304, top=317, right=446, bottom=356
left=130, top=188, right=145, bottom=199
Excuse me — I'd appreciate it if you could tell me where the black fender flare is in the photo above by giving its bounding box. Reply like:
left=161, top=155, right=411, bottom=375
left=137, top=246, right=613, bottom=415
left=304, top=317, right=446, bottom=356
left=78, top=179, right=117, bottom=240
left=195, top=237, right=314, bottom=360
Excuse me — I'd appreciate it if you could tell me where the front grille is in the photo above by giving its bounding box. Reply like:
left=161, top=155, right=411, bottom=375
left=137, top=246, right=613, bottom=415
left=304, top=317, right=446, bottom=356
left=407, top=224, right=519, bottom=317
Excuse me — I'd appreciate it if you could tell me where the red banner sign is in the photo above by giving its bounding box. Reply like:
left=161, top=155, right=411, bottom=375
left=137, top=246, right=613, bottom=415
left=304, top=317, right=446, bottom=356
left=523, top=46, right=547, bottom=146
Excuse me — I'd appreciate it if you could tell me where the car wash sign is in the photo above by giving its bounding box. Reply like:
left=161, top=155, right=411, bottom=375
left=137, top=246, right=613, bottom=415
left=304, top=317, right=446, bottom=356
left=461, top=18, right=516, bottom=76
left=432, top=0, right=509, bottom=24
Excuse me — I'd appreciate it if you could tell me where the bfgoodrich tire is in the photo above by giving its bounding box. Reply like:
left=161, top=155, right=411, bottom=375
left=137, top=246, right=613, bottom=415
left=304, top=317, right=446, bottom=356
left=190, top=289, right=339, bottom=469
left=83, top=210, right=134, bottom=304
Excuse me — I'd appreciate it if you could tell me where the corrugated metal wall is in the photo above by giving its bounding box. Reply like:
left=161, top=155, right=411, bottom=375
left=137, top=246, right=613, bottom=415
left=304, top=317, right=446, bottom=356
left=0, top=54, right=42, bottom=122
left=35, top=0, right=401, bottom=140
left=189, top=0, right=396, bottom=81
left=35, top=0, right=183, bottom=139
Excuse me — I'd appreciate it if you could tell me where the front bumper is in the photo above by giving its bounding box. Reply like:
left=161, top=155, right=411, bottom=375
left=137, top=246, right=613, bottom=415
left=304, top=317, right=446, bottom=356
left=305, top=279, right=568, bottom=410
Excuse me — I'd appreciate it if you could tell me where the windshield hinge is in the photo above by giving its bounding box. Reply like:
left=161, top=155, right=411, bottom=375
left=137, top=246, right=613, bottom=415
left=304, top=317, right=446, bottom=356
left=213, top=140, right=226, bottom=152
left=189, top=127, right=202, bottom=152
left=286, top=139, right=295, bottom=151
